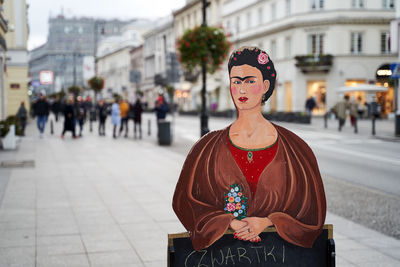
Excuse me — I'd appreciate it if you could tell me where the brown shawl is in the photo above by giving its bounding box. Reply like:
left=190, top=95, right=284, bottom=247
left=172, top=124, right=326, bottom=250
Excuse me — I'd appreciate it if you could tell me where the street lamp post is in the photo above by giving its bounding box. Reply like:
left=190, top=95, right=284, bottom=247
left=200, top=0, right=210, bottom=137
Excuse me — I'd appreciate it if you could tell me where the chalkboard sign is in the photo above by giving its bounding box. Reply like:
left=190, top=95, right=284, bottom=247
left=168, top=224, right=335, bottom=267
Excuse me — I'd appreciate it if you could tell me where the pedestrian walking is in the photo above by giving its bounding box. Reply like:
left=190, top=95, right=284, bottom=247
left=349, top=97, right=358, bottom=133
left=16, top=101, right=27, bottom=136
left=305, top=96, right=317, bottom=117
left=111, top=98, right=121, bottom=139
left=33, top=93, right=50, bottom=138
left=61, top=97, right=77, bottom=139
left=118, top=99, right=129, bottom=137
left=51, top=96, right=61, bottom=122
left=97, top=100, right=108, bottom=136
left=76, top=98, right=86, bottom=137
left=133, top=98, right=143, bottom=139
left=332, top=95, right=349, bottom=132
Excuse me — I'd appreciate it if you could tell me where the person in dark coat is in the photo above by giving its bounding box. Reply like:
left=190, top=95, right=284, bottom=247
left=76, top=98, right=86, bottom=137
left=16, top=101, right=28, bottom=136
left=154, top=95, right=168, bottom=120
left=97, top=100, right=108, bottom=136
left=34, top=93, right=50, bottom=137
left=61, top=97, right=77, bottom=139
left=51, top=96, right=61, bottom=122
left=133, top=98, right=143, bottom=139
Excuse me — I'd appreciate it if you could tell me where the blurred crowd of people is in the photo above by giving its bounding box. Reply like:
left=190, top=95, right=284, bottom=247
left=24, top=93, right=152, bottom=139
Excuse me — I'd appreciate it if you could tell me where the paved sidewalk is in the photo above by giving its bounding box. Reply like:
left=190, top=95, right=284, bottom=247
left=0, top=117, right=399, bottom=266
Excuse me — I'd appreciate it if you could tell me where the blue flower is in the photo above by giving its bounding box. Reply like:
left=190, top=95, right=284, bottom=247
left=233, top=212, right=238, bottom=217
left=234, top=187, right=239, bottom=192
left=242, top=205, right=246, bottom=209
left=235, top=197, right=241, bottom=202
left=224, top=208, right=227, bottom=211
left=228, top=193, right=232, bottom=197
left=230, top=189, right=235, bottom=193
left=233, top=192, right=237, bottom=197
left=238, top=210, right=243, bottom=214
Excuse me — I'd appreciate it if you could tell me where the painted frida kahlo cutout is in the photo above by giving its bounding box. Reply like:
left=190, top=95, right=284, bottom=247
left=173, top=46, right=326, bottom=251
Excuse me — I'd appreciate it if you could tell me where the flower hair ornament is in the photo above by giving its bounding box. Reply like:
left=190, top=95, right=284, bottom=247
left=257, top=52, right=269, bottom=65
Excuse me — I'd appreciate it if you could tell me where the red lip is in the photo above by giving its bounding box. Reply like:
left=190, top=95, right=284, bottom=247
left=239, top=97, right=248, bottom=102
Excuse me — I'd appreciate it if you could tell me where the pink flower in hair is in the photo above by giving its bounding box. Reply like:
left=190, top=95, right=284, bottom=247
left=257, top=52, right=269, bottom=65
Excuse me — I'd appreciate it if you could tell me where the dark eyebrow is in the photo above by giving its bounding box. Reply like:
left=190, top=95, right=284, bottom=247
left=231, top=76, right=257, bottom=81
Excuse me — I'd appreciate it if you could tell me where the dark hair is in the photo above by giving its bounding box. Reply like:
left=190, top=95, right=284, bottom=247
left=228, top=46, right=277, bottom=103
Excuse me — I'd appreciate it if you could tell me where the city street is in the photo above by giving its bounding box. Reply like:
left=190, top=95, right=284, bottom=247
left=0, top=114, right=399, bottom=266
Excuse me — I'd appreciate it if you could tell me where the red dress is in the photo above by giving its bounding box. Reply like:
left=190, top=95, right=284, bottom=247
left=228, top=135, right=278, bottom=197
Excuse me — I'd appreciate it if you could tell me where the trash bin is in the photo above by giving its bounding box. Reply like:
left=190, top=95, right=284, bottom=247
left=158, top=120, right=172, bottom=145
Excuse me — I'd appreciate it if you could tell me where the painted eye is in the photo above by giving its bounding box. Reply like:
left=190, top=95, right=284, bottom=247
left=233, top=81, right=241, bottom=85
left=249, top=80, right=256, bottom=84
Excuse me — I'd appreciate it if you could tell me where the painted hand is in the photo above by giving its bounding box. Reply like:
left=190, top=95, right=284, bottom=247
left=229, top=219, right=247, bottom=231
left=234, top=217, right=273, bottom=241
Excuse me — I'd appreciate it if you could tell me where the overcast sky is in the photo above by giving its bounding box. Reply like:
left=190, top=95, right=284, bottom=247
left=26, top=0, right=186, bottom=50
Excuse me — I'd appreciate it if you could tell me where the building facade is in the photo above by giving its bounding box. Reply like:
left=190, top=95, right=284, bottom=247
left=3, top=0, right=29, bottom=118
left=129, top=45, right=144, bottom=94
left=142, top=16, right=179, bottom=108
left=0, top=0, right=8, bottom=120
left=173, top=0, right=226, bottom=111
left=222, top=0, right=397, bottom=114
left=29, top=15, right=133, bottom=95
left=96, top=19, right=152, bottom=101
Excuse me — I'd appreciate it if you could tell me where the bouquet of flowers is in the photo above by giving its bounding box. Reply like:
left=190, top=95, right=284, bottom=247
left=224, top=184, right=248, bottom=220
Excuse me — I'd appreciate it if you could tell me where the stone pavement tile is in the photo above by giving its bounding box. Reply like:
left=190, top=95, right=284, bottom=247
left=0, top=209, right=35, bottom=230
left=157, top=220, right=186, bottom=234
left=336, top=256, right=358, bottom=267
left=384, top=247, right=400, bottom=261
left=0, top=246, right=35, bottom=267
left=108, top=205, right=151, bottom=225
left=37, top=225, right=80, bottom=236
left=37, top=234, right=82, bottom=246
left=120, top=221, right=165, bottom=241
left=344, top=249, right=398, bottom=265
left=82, top=239, right=133, bottom=253
left=360, top=260, right=400, bottom=267
left=78, top=223, right=124, bottom=236
left=37, top=242, right=86, bottom=257
left=145, top=204, right=176, bottom=222
left=36, top=253, right=90, bottom=267
left=0, top=228, right=35, bottom=248
left=144, top=261, right=165, bottom=267
left=88, top=250, right=142, bottom=266
left=74, top=210, right=115, bottom=226
left=130, top=241, right=166, bottom=262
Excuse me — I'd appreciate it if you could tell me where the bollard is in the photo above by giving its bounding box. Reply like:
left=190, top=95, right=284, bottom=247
left=148, top=119, right=151, bottom=136
left=372, top=117, right=376, bottom=135
left=90, top=120, right=93, bottom=132
left=50, top=119, right=54, bottom=135
left=324, top=112, right=328, bottom=129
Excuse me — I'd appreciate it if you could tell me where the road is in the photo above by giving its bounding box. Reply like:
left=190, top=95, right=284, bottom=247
left=161, top=114, right=400, bottom=239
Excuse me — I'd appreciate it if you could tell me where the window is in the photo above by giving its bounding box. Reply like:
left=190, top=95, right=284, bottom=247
left=311, top=0, right=324, bottom=10
left=351, top=32, right=363, bottom=54
left=308, top=34, right=324, bottom=54
left=271, top=3, right=277, bottom=20
left=285, top=37, right=292, bottom=58
left=382, top=0, right=395, bottom=9
left=352, top=0, right=365, bottom=8
left=381, top=32, right=390, bottom=54
left=286, top=0, right=292, bottom=16
left=236, top=16, right=241, bottom=33
left=247, top=11, right=251, bottom=29
left=271, top=40, right=277, bottom=59
left=258, top=7, right=263, bottom=25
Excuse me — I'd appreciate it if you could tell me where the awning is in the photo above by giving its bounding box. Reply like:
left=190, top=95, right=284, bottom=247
left=337, top=84, right=388, bottom=93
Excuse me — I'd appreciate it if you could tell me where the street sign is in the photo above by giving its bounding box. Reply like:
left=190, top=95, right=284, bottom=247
left=39, top=70, right=54, bottom=85
left=130, top=70, right=141, bottom=83
left=390, top=63, right=400, bottom=78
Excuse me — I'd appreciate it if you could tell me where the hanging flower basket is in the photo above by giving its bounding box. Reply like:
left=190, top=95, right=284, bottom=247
left=177, top=26, right=231, bottom=74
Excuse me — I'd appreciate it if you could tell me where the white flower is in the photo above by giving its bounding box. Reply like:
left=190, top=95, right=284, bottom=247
left=233, top=212, right=238, bottom=217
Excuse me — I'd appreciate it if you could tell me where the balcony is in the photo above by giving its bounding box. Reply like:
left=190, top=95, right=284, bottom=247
left=295, top=54, right=333, bottom=73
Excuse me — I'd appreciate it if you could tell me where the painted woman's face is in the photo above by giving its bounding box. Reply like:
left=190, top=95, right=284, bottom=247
left=229, top=64, right=270, bottom=111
